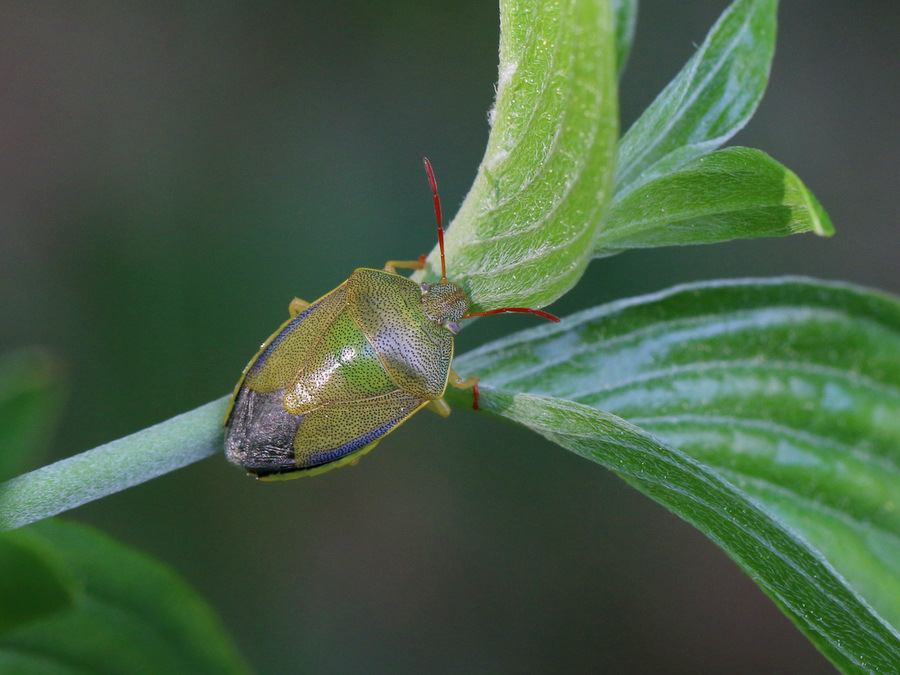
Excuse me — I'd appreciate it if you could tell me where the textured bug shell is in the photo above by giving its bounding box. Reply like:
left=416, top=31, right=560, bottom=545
left=225, top=268, right=469, bottom=478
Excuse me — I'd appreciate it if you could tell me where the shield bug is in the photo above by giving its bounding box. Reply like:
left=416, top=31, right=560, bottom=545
left=224, top=158, right=559, bottom=479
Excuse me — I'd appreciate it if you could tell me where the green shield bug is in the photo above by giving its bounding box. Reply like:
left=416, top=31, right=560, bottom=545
left=225, top=159, right=559, bottom=479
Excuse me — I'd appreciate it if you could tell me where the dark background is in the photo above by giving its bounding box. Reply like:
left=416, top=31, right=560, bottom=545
left=1, top=2, right=897, bottom=672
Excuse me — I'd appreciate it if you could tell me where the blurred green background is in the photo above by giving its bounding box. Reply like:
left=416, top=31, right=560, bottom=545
left=1, top=1, right=897, bottom=671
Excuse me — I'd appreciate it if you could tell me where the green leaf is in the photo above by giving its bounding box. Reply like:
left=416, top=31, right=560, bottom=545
left=595, top=146, right=833, bottom=255
left=0, top=530, right=76, bottom=636
left=0, top=397, right=229, bottom=532
left=612, top=0, right=638, bottom=78
left=415, top=0, right=618, bottom=312
left=0, top=349, right=64, bottom=482
left=0, top=519, right=249, bottom=674
left=452, top=277, right=900, bottom=671
left=468, top=391, right=899, bottom=673
left=614, top=0, right=777, bottom=199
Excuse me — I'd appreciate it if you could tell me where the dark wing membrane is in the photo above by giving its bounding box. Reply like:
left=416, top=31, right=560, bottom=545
left=225, top=387, right=301, bottom=475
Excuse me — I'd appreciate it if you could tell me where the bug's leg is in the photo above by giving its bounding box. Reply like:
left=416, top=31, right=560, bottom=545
left=384, top=254, right=427, bottom=275
left=426, top=397, right=452, bottom=418
left=288, top=298, right=311, bottom=317
left=448, top=367, right=481, bottom=410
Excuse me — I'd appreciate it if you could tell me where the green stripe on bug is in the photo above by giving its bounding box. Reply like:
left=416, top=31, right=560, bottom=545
left=224, top=158, right=560, bottom=479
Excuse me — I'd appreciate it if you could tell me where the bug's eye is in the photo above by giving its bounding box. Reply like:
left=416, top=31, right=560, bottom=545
left=444, top=321, right=460, bottom=334
left=420, top=282, right=430, bottom=295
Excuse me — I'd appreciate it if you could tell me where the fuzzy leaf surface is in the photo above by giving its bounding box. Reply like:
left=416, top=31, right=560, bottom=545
left=614, top=0, right=777, bottom=200
left=596, top=147, right=833, bottom=255
left=452, top=277, right=900, bottom=671
left=416, top=0, right=618, bottom=312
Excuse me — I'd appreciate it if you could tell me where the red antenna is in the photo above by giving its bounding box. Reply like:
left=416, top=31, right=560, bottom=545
left=422, top=158, right=560, bottom=324
left=422, top=157, right=447, bottom=283
left=464, top=307, right=560, bottom=322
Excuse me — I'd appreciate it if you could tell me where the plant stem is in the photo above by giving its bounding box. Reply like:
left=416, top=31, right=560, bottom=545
left=0, top=397, right=230, bottom=531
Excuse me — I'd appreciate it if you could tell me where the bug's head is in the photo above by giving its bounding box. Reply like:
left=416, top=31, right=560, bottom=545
left=420, top=158, right=561, bottom=333
left=420, top=281, right=469, bottom=333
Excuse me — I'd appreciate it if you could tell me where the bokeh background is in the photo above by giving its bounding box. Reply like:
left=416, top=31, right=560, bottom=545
left=1, top=1, right=897, bottom=671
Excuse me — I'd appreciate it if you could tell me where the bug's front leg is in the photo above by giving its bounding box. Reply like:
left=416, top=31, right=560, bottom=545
left=384, top=254, right=427, bottom=275
left=288, top=298, right=310, bottom=317
left=448, top=367, right=481, bottom=410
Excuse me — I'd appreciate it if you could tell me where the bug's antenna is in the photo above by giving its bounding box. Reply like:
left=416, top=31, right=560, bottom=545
left=463, top=307, right=561, bottom=323
left=422, top=158, right=559, bottom=326
left=423, top=157, right=447, bottom=283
